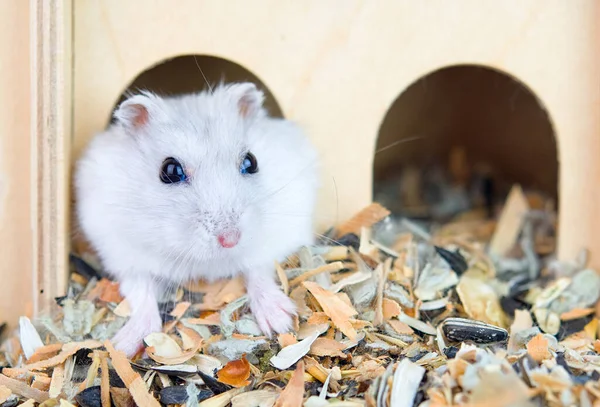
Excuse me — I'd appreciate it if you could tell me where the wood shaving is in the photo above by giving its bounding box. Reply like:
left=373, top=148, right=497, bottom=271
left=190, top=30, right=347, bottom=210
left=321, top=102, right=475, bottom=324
left=526, top=333, right=551, bottom=363
left=3, top=190, right=600, bottom=406
left=335, top=203, right=391, bottom=237
left=274, top=361, right=305, bottom=407
left=303, top=281, right=358, bottom=340
left=0, top=374, right=48, bottom=403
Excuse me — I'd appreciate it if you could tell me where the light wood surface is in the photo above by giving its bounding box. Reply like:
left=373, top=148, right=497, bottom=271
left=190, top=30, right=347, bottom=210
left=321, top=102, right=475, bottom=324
left=71, top=0, right=600, bottom=268
left=0, top=1, right=33, bottom=327
left=30, top=0, right=73, bottom=318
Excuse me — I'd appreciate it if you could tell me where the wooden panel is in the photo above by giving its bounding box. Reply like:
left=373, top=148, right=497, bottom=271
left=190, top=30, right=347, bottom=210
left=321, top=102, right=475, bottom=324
left=71, top=1, right=599, bottom=267
left=0, top=1, right=33, bottom=327
left=31, top=0, right=73, bottom=317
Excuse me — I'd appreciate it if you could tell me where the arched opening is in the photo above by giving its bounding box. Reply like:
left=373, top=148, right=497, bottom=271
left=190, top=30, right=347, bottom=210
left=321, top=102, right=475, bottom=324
left=373, top=65, right=558, bottom=223
left=109, top=54, right=283, bottom=126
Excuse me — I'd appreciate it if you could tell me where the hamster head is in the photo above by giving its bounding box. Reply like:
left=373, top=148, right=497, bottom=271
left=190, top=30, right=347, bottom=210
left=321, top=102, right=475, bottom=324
left=76, top=82, right=319, bottom=275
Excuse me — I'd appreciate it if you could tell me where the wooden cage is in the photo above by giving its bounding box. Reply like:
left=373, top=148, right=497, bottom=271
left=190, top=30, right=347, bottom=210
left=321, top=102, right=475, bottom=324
left=1, top=0, right=599, bottom=328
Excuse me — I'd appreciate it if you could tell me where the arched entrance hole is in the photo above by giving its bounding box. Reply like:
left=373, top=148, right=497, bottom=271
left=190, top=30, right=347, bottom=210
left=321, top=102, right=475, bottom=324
left=109, top=54, right=283, bottom=126
left=373, top=65, right=558, bottom=223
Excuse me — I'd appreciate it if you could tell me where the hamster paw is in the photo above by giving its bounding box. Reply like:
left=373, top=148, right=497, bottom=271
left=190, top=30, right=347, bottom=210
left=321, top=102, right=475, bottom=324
left=249, top=289, right=296, bottom=337
left=111, top=329, right=145, bottom=358
left=111, top=310, right=162, bottom=358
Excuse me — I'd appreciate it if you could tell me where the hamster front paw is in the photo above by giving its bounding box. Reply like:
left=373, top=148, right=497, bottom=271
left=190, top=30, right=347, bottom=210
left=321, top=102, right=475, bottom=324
left=245, top=275, right=296, bottom=336
left=111, top=309, right=162, bottom=358
left=110, top=276, right=163, bottom=358
left=250, top=289, right=296, bottom=336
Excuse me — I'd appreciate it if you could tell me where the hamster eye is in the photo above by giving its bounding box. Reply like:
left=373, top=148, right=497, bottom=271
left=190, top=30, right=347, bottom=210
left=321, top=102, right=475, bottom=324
left=240, top=152, right=258, bottom=175
left=160, top=157, right=187, bottom=184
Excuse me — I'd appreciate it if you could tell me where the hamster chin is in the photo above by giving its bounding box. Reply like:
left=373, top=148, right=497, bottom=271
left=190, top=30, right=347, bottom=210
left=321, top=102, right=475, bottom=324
left=74, top=82, right=320, bottom=357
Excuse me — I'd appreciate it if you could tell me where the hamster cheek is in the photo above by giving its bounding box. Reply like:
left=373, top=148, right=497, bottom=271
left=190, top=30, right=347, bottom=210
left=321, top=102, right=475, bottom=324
left=237, top=204, right=261, bottom=244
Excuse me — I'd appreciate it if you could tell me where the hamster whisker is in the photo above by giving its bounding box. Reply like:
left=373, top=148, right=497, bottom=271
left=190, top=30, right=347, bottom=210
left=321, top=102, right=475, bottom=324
left=250, top=157, right=320, bottom=205
left=261, top=212, right=338, bottom=222
left=374, top=135, right=424, bottom=155
left=193, top=55, right=214, bottom=94
left=170, top=243, right=198, bottom=281
left=312, top=232, right=345, bottom=246
left=331, top=175, right=339, bottom=229
left=156, top=244, right=197, bottom=304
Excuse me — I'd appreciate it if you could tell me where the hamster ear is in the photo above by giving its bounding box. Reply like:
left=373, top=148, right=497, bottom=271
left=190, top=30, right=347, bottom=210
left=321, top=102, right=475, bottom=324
left=113, top=92, right=164, bottom=131
left=231, top=83, right=264, bottom=120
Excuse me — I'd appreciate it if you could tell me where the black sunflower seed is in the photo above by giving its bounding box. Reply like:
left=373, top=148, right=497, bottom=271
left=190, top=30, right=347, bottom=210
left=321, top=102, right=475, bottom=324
left=434, top=246, right=468, bottom=274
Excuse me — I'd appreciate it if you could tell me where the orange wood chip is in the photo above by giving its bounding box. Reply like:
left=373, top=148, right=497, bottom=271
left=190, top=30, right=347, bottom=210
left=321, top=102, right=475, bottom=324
left=275, top=261, right=290, bottom=295
left=195, top=277, right=247, bottom=310
left=274, top=361, right=305, bottom=407
left=303, top=281, right=358, bottom=340
left=183, top=311, right=221, bottom=325
left=23, top=340, right=103, bottom=371
left=356, top=359, right=386, bottom=381
left=231, top=333, right=268, bottom=341
left=185, top=279, right=227, bottom=294
left=309, top=338, right=347, bottom=358
left=87, top=278, right=123, bottom=303
left=163, top=302, right=191, bottom=333
left=104, top=340, right=161, bottom=407
left=25, top=343, right=63, bottom=365
left=585, top=318, right=598, bottom=340
left=288, top=262, right=345, bottom=288
left=278, top=333, right=298, bottom=348
left=526, top=334, right=551, bottom=363
left=388, top=319, right=414, bottom=335
left=215, top=277, right=247, bottom=305
left=170, top=301, right=191, bottom=318
left=447, top=358, right=469, bottom=381
left=0, top=386, right=11, bottom=404
left=349, top=319, right=372, bottom=330
left=100, top=354, right=110, bottom=407
left=31, top=376, right=51, bottom=392
left=560, top=308, right=595, bottom=321
left=0, top=374, right=48, bottom=403
left=307, top=312, right=330, bottom=325
left=1, top=368, right=32, bottom=380
left=382, top=298, right=402, bottom=320
left=99, top=280, right=123, bottom=303
left=335, top=203, right=391, bottom=237
left=216, top=355, right=252, bottom=387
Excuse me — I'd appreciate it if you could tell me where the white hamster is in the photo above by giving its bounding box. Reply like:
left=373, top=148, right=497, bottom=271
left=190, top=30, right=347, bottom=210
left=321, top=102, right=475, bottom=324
left=74, top=82, right=320, bottom=357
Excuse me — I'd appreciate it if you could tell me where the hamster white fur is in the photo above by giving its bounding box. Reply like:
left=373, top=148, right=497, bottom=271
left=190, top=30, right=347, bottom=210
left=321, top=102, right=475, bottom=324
left=74, top=82, right=320, bottom=356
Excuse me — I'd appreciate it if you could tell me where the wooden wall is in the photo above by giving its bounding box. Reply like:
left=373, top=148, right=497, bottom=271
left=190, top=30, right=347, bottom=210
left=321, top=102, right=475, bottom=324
left=71, top=0, right=600, bottom=268
left=0, top=1, right=33, bottom=328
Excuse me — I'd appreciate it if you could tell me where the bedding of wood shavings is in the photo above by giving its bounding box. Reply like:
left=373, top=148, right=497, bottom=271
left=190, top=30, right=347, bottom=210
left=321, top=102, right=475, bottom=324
left=2, top=185, right=600, bottom=407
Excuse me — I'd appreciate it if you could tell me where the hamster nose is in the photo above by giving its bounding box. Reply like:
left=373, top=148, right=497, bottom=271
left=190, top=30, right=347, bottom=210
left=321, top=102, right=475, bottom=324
left=217, top=229, right=241, bottom=248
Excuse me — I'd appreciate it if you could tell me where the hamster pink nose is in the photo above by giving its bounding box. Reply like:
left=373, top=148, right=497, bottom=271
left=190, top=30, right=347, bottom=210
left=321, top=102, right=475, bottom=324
left=217, top=229, right=241, bottom=248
